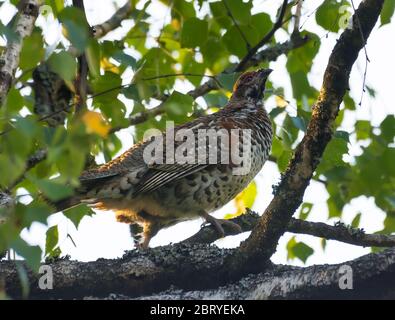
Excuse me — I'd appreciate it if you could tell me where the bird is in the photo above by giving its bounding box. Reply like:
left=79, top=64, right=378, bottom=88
left=53, top=68, right=273, bottom=248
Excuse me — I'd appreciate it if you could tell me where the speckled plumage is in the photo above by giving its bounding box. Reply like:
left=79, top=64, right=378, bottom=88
left=55, top=69, right=273, bottom=247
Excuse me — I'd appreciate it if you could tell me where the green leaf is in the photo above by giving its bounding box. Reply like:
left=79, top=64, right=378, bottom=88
left=286, top=32, right=320, bottom=74
left=48, top=51, right=77, bottom=81
left=91, top=71, right=122, bottom=104
left=223, top=0, right=252, bottom=25
left=210, top=2, right=232, bottom=28
left=251, top=13, right=272, bottom=39
left=277, top=149, right=292, bottom=172
left=11, top=237, right=42, bottom=272
left=290, top=116, right=307, bottom=132
left=163, top=91, right=194, bottom=123
left=181, top=17, right=208, bottom=48
left=112, top=51, right=137, bottom=70
left=317, top=137, right=348, bottom=172
left=22, top=201, right=52, bottom=227
left=59, top=7, right=90, bottom=52
left=85, top=39, right=101, bottom=78
left=334, top=130, right=350, bottom=142
left=47, top=0, right=64, bottom=16
left=316, top=0, right=345, bottom=33
left=34, top=179, right=74, bottom=202
left=204, top=92, right=228, bottom=108
left=365, top=85, right=376, bottom=97
left=343, top=92, right=356, bottom=110
left=15, top=262, right=30, bottom=298
left=217, top=72, right=239, bottom=92
left=327, top=195, right=343, bottom=218
left=381, top=0, right=395, bottom=26
left=19, top=31, right=44, bottom=70
left=222, top=25, right=258, bottom=58
left=321, top=238, right=327, bottom=251
left=289, top=71, right=316, bottom=100
left=380, top=115, right=395, bottom=143
left=351, top=213, right=361, bottom=228
left=64, top=204, right=95, bottom=228
left=355, top=120, right=371, bottom=140
left=45, top=225, right=59, bottom=257
left=171, top=0, right=196, bottom=20
left=299, top=203, right=313, bottom=220
left=4, top=88, right=25, bottom=114
left=287, top=236, right=314, bottom=263
left=0, top=154, right=25, bottom=188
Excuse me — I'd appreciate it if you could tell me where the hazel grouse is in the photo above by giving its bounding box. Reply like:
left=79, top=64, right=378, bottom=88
left=54, top=68, right=273, bottom=248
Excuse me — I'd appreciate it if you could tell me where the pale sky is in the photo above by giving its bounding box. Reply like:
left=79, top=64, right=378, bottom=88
left=1, top=0, right=394, bottom=266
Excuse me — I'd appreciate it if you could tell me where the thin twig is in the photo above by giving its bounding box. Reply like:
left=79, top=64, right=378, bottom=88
left=350, top=0, right=370, bottom=106
left=141, top=73, right=217, bottom=81
left=222, top=0, right=251, bottom=51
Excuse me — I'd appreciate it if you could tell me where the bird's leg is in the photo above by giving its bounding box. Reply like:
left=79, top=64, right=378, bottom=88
left=136, top=221, right=161, bottom=249
left=199, top=211, right=242, bottom=238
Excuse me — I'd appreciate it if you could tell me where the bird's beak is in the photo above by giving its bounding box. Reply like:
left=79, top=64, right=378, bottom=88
left=258, top=68, right=273, bottom=79
left=257, top=68, right=272, bottom=89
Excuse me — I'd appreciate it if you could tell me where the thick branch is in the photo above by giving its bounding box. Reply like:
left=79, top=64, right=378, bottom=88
left=135, top=249, right=395, bottom=300
left=225, top=0, right=385, bottom=278
left=0, top=0, right=39, bottom=107
left=2, top=244, right=395, bottom=299
left=183, top=210, right=395, bottom=248
left=92, top=0, right=133, bottom=39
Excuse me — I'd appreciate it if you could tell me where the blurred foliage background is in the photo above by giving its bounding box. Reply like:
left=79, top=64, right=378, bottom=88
left=0, top=0, right=394, bottom=271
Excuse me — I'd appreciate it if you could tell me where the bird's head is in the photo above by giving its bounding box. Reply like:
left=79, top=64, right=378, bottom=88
left=231, top=68, right=272, bottom=101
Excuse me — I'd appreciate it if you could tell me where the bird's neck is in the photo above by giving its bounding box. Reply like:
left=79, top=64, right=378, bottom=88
left=228, top=95, right=264, bottom=110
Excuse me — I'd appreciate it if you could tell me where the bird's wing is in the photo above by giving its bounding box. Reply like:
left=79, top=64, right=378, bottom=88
left=132, top=163, right=207, bottom=195
left=131, top=111, right=236, bottom=195
left=78, top=106, right=240, bottom=196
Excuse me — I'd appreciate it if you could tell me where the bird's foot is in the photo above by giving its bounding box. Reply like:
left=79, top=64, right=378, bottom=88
left=200, top=213, right=242, bottom=238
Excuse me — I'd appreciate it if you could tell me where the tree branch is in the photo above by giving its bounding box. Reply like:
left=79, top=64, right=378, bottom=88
left=183, top=209, right=395, bottom=248
left=2, top=243, right=395, bottom=299
left=0, top=0, right=39, bottom=107
left=92, top=0, right=134, bottom=39
left=134, top=248, right=395, bottom=299
left=225, top=0, right=385, bottom=278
